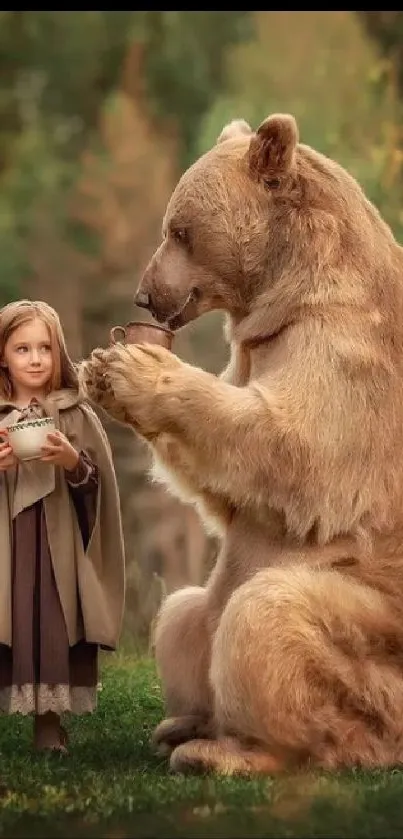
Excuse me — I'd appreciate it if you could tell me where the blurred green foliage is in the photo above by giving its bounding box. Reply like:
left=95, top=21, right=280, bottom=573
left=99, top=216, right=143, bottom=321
left=199, top=12, right=403, bottom=243
left=0, top=11, right=251, bottom=301
left=141, top=11, right=253, bottom=169
left=0, top=11, right=403, bottom=305
left=0, top=11, right=135, bottom=300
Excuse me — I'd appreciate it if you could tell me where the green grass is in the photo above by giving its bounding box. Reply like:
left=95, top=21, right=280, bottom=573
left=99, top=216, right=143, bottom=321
left=1, top=656, right=403, bottom=838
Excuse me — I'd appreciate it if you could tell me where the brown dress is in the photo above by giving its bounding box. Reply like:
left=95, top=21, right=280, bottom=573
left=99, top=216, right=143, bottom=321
left=0, top=452, right=99, bottom=716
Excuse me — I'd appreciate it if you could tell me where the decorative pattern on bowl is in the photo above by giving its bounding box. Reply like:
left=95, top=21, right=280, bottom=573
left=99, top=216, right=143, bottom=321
left=7, top=417, right=56, bottom=461
left=7, top=418, right=54, bottom=433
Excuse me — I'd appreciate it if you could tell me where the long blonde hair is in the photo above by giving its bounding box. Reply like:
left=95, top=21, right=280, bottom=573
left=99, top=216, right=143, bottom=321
left=0, top=299, right=78, bottom=399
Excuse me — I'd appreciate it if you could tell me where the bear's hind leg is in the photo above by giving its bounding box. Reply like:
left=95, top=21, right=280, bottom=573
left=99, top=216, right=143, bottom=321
left=152, top=585, right=213, bottom=754
left=170, top=566, right=403, bottom=775
left=170, top=736, right=284, bottom=776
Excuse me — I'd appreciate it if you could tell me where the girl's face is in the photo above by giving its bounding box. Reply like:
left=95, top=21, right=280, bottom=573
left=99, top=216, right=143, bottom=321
left=2, top=317, right=54, bottom=401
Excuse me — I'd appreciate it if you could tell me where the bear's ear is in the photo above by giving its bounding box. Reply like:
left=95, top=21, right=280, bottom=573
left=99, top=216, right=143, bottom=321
left=248, top=113, right=298, bottom=187
left=216, top=118, right=253, bottom=145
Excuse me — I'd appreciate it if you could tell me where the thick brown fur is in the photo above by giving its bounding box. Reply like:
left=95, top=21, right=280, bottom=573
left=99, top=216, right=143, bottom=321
left=79, top=112, right=403, bottom=776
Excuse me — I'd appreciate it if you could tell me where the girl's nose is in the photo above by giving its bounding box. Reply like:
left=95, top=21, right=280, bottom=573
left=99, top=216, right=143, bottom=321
left=30, top=349, right=40, bottom=365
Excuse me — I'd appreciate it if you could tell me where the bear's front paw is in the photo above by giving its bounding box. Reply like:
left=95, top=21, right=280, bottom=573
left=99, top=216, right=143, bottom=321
left=78, top=348, right=132, bottom=426
left=78, top=348, right=112, bottom=407
left=123, top=342, right=183, bottom=390
left=79, top=342, right=184, bottom=436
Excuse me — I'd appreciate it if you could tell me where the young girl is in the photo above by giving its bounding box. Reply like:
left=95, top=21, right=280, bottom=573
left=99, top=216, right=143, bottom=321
left=0, top=300, right=125, bottom=753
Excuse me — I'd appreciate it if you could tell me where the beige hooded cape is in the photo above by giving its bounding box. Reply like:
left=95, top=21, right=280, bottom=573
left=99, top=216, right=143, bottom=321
left=0, top=389, right=125, bottom=650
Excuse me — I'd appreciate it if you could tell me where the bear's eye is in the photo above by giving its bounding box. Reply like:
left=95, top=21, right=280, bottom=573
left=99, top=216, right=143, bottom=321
left=171, top=226, right=189, bottom=245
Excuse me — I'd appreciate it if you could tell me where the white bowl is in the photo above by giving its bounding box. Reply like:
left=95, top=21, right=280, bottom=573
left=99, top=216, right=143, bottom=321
left=7, top=417, right=56, bottom=461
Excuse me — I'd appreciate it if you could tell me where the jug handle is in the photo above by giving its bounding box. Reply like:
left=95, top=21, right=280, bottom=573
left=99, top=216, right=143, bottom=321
left=110, top=325, right=126, bottom=344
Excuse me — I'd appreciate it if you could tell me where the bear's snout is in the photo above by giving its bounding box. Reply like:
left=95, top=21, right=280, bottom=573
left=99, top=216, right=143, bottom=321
left=135, top=290, right=151, bottom=310
left=134, top=286, right=177, bottom=325
left=134, top=285, right=167, bottom=323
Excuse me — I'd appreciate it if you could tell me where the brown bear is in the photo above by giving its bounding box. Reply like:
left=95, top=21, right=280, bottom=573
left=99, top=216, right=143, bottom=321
left=79, top=113, right=403, bottom=776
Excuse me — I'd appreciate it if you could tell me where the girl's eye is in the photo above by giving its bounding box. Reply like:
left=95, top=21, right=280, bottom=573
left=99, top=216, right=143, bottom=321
left=15, top=345, right=51, bottom=354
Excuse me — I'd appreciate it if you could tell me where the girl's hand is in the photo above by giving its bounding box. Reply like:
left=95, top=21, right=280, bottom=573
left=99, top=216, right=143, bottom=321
left=0, top=433, right=15, bottom=471
left=40, top=431, right=79, bottom=471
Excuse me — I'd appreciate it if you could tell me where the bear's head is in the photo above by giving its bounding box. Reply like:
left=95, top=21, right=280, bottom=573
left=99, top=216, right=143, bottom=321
left=135, top=113, right=400, bottom=343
